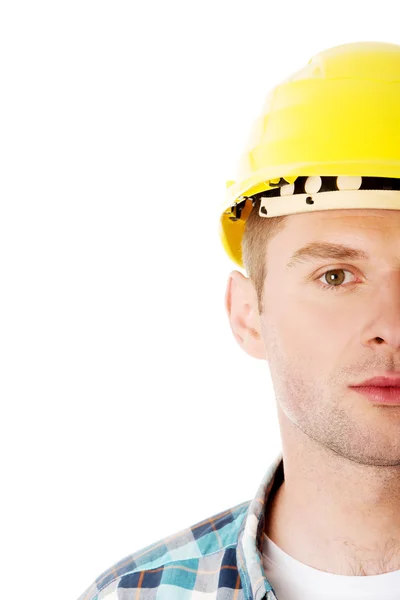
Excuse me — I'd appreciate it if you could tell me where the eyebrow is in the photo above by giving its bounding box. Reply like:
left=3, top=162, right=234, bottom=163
left=285, top=242, right=370, bottom=270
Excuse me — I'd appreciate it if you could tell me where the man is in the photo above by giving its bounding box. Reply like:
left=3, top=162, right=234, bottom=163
left=78, top=41, right=400, bottom=600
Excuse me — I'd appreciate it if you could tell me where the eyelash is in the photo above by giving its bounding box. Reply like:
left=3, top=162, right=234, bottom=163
left=315, top=268, right=359, bottom=292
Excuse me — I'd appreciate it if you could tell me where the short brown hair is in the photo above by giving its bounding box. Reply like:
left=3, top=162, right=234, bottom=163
left=241, top=197, right=288, bottom=315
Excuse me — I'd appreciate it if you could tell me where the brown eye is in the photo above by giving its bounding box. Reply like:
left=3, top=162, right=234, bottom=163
left=323, top=269, right=346, bottom=286
left=317, top=268, right=357, bottom=292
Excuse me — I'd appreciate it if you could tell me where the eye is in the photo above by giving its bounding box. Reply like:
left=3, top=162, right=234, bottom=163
left=316, top=268, right=358, bottom=292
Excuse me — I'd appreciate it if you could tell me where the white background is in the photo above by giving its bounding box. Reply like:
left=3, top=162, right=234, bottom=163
left=0, top=2, right=398, bottom=599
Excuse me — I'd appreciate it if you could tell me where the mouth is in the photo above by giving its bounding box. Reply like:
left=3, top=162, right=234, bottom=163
left=349, top=385, right=400, bottom=405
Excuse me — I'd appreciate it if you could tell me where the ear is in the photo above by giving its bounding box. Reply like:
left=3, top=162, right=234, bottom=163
left=225, top=270, right=266, bottom=360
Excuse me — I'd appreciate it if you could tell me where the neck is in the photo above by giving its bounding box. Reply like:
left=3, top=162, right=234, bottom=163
left=264, top=406, right=400, bottom=576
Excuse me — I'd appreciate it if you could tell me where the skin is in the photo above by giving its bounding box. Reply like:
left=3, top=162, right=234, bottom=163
left=225, top=207, right=400, bottom=576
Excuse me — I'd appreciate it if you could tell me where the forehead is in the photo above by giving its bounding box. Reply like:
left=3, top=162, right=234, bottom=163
left=269, top=209, right=400, bottom=266
left=284, top=208, right=400, bottom=235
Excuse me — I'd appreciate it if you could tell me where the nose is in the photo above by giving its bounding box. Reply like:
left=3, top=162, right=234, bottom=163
left=363, top=271, right=400, bottom=350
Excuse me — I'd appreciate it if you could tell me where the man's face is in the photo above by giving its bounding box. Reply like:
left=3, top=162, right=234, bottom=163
left=226, top=207, right=400, bottom=465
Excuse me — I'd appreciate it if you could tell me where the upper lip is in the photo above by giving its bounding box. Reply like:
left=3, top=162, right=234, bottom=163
left=351, top=375, right=400, bottom=387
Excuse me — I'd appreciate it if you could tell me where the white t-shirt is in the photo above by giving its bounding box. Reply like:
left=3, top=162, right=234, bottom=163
left=262, top=531, right=400, bottom=599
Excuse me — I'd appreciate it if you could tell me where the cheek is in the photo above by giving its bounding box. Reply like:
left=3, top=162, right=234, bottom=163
left=264, top=289, right=349, bottom=369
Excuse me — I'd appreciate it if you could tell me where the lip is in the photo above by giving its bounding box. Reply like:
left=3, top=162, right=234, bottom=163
left=351, top=375, right=400, bottom=387
left=349, top=386, right=400, bottom=405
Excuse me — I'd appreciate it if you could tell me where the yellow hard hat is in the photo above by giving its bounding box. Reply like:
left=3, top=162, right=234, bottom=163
left=220, top=41, right=400, bottom=269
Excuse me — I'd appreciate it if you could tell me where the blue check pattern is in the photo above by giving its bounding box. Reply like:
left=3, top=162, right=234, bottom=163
left=77, top=452, right=283, bottom=600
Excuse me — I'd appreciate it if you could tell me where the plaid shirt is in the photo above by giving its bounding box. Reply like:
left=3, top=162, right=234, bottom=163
left=77, top=452, right=284, bottom=600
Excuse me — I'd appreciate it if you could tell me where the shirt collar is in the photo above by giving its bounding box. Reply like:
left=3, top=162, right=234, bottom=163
left=236, top=452, right=284, bottom=600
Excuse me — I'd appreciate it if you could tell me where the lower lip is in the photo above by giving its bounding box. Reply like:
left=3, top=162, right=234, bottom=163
left=350, top=386, right=400, bottom=404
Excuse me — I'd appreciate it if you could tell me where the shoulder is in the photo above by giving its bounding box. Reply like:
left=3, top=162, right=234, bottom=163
left=77, top=499, right=251, bottom=600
